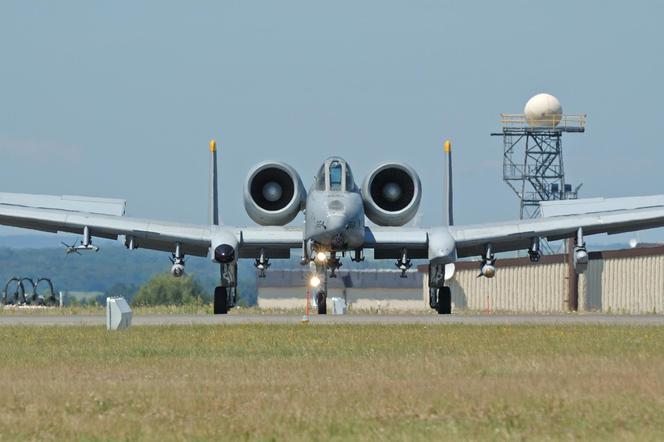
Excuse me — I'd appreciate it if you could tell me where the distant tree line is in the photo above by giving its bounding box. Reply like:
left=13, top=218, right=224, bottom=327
left=131, top=274, right=208, bottom=306
left=0, top=246, right=257, bottom=305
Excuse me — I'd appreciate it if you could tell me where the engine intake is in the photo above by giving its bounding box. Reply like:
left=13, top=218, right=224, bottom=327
left=362, top=163, right=421, bottom=226
left=244, top=162, right=306, bottom=226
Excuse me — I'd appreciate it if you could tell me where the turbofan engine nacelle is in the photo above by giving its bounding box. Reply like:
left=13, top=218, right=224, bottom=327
left=361, top=163, right=421, bottom=226
left=244, top=162, right=306, bottom=226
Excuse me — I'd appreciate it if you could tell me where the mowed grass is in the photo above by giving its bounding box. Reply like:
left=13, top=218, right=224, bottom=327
left=0, top=325, right=663, bottom=441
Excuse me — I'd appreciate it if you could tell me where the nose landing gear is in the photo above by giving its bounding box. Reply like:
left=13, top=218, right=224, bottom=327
left=315, top=290, right=327, bottom=315
left=328, top=252, right=342, bottom=278
left=309, top=249, right=332, bottom=314
left=310, top=267, right=328, bottom=315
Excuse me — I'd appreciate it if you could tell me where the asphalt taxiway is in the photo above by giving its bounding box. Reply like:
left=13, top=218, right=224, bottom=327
left=1, top=314, right=663, bottom=326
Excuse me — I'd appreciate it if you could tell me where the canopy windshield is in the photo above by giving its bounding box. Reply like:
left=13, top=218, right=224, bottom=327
left=314, top=158, right=355, bottom=191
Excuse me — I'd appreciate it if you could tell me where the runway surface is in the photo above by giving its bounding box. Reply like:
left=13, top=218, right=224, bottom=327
left=1, top=314, right=664, bottom=326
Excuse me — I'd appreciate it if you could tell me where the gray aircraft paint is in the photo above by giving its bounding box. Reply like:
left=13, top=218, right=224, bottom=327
left=304, top=157, right=365, bottom=254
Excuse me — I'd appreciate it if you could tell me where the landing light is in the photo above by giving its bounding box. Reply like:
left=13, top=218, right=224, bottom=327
left=310, top=276, right=321, bottom=288
left=315, top=252, right=327, bottom=263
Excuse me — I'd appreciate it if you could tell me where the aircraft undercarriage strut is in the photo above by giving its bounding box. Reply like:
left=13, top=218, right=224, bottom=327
left=427, top=263, right=451, bottom=314
left=214, top=262, right=237, bottom=314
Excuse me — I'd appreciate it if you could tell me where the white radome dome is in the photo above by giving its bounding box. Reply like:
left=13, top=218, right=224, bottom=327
left=524, top=93, right=562, bottom=127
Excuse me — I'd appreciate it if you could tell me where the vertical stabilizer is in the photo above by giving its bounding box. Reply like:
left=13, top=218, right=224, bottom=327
left=443, top=140, right=453, bottom=226
left=209, top=139, right=219, bottom=225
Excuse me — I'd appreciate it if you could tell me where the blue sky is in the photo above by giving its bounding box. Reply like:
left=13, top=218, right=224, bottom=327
left=1, top=1, right=663, bottom=244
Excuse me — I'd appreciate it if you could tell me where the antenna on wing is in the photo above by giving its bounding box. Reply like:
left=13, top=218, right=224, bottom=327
left=443, top=139, right=454, bottom=226
left=209, top=139, right=220, bottom=225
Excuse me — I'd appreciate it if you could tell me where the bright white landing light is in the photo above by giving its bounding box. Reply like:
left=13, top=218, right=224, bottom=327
left=316, top=252, right=327, bottom=263
left=310, top=276, right=321, bottom=287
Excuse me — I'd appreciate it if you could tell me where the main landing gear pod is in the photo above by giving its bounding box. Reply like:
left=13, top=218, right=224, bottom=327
left=213, top=243, right=238, bottom=314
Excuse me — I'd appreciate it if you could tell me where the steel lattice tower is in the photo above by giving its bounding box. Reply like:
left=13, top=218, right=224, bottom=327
left=491, top=114, right=586, bottom=219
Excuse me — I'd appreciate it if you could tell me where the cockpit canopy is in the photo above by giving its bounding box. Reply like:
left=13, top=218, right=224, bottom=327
left=315, top=157, right=356, bottom=192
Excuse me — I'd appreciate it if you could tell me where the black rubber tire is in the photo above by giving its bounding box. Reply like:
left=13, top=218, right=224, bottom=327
left=429, top=288, right=439, bottom=309
left=316, top=291, right=327, bottom=315
left=436, top=287, right=452, bottom=315
left=214, top=286, right=228, bottom=315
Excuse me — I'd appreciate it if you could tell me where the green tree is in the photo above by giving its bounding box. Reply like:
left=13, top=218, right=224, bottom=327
left=99, top=282, right=139, bottom=305
left=132, top=273, right=208, bottom=306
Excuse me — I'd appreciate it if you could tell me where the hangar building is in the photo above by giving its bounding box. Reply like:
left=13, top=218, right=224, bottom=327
left=256, top=269, right=423, bottom=311
left=257, top=246, right=664, bottom=314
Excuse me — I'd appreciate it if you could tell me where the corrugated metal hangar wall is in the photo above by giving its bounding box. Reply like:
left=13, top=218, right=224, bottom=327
left=441, top=259, right=569, bottom=312
left=426, top=246, right=664, bottom=314
left=580, top=249, right=664, bottom=313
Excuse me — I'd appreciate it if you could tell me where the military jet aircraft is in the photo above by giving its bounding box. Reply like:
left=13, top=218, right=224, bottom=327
left=1, top=139, right=664, bottom=314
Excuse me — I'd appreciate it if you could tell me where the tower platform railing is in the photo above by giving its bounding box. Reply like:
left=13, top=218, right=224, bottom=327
left=497, top=114, right=586, bottom=133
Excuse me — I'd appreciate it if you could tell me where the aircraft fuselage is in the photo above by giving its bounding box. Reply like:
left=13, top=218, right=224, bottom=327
left=302, top=156, right=366, bottom=253
left=304, top=188, right=365, bottom=252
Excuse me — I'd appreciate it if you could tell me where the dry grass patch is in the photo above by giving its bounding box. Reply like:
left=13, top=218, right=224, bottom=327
left=0, top=325, right=663, bottom=440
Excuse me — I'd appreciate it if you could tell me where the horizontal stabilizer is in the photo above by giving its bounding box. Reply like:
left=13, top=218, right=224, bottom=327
left=540, top=195, right=664, bottom=218
left=0, top=192, right=126, bottom=216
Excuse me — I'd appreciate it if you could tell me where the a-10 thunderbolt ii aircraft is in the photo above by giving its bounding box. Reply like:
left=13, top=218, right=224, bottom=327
left=1, top=139, right=664, bottom=314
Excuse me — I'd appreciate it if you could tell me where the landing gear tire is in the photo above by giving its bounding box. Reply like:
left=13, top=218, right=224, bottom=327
left=429, top=288, right=438, bottom=309
left=436, top=287, right=452, bottom=315
left=316, top=292, right=327, bottom=315
left=214, top=286, right=228, bottom=315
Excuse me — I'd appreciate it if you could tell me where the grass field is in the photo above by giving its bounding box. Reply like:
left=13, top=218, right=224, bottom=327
left=0, top=324, right=663, bottom=441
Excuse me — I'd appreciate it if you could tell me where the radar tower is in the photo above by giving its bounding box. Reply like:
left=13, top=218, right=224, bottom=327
left=492, top=94, right=586, bottom=220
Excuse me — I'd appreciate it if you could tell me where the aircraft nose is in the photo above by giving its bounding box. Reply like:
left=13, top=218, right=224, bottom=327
left=326, top=214, right=349, bottom=232
left=328, top=199, right=345, bottom=212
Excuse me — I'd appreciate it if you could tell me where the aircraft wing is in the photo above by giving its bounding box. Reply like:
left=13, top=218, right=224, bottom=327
left=0, top=192, right=305, bottom=259
left=450, top=204, right=664, bottom=258
left=364, top=226, right=429, bottom=259
left=237, top=226, right=303, bottom=259
left=0, top=199, right=212, bottom=257
left=365, top=196, right=664, bottom=260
